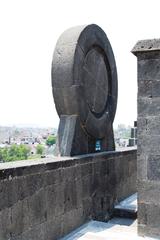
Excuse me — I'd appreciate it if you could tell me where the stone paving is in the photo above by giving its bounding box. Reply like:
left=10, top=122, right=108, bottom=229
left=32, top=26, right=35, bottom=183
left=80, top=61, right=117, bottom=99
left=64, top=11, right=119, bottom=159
left=61, top=194, right=157, bottom=240
left=61, top=218, right=158, bottom=240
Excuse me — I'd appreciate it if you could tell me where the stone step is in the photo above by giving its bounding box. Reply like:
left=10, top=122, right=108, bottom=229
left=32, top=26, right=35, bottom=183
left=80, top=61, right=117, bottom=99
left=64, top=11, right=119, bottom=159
left=113, top=193, right=137, bottom=219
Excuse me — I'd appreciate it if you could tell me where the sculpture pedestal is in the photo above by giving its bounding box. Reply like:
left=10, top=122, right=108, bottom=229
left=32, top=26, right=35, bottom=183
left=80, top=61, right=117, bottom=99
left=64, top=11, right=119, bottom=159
left=55, top=115, right=115, bottom=156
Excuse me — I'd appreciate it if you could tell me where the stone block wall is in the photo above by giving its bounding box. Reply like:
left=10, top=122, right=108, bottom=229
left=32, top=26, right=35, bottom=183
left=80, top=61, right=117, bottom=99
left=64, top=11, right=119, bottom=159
left=132, top=39, right=160, bottom=238
left=0, top=150, right=136, bottom=240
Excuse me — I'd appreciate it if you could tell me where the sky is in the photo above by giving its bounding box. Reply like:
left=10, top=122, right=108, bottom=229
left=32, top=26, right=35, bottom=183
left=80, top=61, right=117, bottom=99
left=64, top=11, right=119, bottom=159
left=0, top=0, right=160, bottom=128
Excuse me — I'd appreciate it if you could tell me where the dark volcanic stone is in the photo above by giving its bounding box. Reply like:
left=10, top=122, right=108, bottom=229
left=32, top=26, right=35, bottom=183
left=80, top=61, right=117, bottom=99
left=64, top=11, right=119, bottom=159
left=52, top=24, right=118, bottom=156
left=133, top=38, right=160, bottom=238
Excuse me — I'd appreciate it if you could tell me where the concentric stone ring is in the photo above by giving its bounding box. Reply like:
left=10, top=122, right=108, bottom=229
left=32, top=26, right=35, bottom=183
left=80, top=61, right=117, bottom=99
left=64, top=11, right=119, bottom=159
left=52, top=24, right=118, bottom=156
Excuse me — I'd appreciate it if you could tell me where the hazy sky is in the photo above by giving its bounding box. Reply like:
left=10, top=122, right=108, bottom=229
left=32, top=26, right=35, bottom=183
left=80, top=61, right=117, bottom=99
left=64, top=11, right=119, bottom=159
left=0, top=0, right=160, bottom=128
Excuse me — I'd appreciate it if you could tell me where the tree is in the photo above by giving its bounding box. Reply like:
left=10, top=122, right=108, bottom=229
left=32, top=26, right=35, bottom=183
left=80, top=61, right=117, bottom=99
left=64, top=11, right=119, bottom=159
left=46, top=135, right=56, bottom=146
left=0, top=149, right=3, bottom=162
left=18, top=144, right=30, bottom=160
left=36, top=144, right=44, bottom=155
left=0, top=144, right=31, bottom=162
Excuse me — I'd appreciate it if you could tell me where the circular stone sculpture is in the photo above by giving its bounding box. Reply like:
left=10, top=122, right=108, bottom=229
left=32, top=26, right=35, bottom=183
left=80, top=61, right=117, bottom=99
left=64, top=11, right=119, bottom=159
left=52, top=24, right=118, bottom=156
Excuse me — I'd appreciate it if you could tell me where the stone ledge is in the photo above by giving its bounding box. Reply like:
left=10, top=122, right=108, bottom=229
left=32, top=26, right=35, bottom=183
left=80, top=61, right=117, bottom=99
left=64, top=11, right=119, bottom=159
left=132, top=39, right=160, bottom=55
left=0, top=149, right=137, bottom=180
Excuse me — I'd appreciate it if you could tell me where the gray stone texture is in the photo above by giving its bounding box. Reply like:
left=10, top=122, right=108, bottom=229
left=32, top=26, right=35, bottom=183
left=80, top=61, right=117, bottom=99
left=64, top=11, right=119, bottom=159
left=132, top=38, right=160, bottom=238
left=0, top=150, right=136, bottom=240
left=52, top=24, right=118, bottom=156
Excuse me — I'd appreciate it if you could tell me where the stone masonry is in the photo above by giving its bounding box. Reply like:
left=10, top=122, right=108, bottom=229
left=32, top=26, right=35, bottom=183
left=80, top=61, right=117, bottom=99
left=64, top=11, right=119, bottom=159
left=132, top=39, right=160, bottom=238
left=0, top=150, right=136, bottom=240
left=52, top=24, right=118, bottom=156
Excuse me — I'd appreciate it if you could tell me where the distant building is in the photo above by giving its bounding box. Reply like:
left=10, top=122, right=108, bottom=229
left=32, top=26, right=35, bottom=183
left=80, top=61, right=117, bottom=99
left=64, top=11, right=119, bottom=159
left=20, top=137, right=36, bottom=144
left=128, top=121, right=137, bottom=147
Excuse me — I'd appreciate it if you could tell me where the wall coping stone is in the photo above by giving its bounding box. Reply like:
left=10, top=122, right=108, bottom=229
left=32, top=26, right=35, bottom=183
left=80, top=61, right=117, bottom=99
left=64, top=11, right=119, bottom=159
left=132, top=38, right=160, bottom=55
left=0, top=148, right=136, bottom=180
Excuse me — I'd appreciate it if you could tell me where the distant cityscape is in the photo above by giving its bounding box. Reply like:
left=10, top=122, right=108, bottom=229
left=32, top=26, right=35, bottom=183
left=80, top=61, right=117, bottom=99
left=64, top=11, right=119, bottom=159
left=0, top=122, right=137, bottom=163
left=0, top=125, right=57, bottom=162
left=0, top=125, right=57, bottom=145
left=114, top=122, right=137, bottom=148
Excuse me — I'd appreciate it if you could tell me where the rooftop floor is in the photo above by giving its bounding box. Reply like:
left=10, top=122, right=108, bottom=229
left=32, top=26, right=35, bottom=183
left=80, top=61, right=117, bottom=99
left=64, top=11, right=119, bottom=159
left=61, top=218, right=157, bottom=240
left=61, top=194, right=157, bottom=240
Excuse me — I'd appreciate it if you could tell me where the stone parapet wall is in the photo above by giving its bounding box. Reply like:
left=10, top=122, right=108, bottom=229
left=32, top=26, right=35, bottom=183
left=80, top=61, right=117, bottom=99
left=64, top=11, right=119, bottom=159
left=132, top=39, right=160, bottom=238
left=0, top=149, right=136, bottom=240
